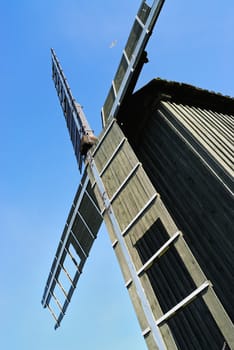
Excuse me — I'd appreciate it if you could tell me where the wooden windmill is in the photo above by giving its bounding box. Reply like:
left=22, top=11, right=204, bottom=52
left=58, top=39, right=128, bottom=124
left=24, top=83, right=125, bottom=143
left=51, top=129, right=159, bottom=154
left=42, top=1, right=234, bottom=349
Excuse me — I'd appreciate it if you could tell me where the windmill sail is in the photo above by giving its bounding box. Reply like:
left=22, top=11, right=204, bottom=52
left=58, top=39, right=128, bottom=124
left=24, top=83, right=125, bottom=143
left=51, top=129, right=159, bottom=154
left=41, top=169, right=102, bottom=329
left=51, top=48, right=97, bottom=171
left=42, top=51, right=103, bottom=328
left=101, top=0, right=165, bottom=126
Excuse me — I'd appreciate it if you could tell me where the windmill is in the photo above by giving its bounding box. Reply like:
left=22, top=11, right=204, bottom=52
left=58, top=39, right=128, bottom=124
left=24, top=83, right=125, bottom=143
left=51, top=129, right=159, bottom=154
left=41, top=1, right=234, bottom=349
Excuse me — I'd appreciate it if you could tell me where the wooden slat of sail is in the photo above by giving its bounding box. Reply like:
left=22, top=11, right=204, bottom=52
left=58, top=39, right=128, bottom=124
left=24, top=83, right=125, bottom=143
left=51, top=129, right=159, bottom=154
left=41, top=170, right=102, bottom=329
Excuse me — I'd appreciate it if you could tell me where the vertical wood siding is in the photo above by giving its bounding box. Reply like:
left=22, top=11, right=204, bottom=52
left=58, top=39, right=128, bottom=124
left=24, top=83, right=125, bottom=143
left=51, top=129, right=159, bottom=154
left=131, top=102, right=233, bottom=349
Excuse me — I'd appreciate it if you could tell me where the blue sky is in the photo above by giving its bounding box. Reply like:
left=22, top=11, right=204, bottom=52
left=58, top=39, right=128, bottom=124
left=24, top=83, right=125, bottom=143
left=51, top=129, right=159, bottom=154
left=0, top=1, right=233, bottom=349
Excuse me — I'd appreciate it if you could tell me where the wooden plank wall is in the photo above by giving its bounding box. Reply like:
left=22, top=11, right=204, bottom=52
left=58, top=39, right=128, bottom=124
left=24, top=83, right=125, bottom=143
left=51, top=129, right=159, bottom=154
left=130, top=103, right=233, bottom=349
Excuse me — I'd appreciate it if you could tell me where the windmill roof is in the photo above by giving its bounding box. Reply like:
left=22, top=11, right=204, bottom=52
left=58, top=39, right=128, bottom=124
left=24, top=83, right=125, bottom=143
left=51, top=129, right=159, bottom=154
left=119, top=78, right=234, bottom=120
left=142, top=78, right=232, bottom=112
